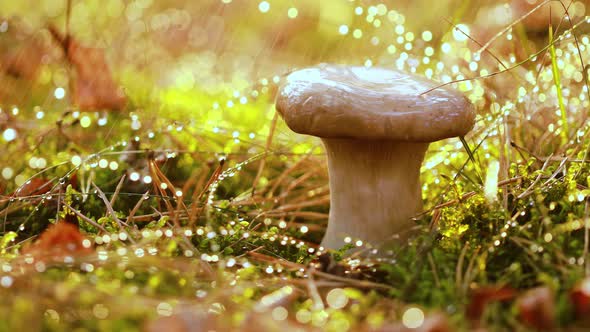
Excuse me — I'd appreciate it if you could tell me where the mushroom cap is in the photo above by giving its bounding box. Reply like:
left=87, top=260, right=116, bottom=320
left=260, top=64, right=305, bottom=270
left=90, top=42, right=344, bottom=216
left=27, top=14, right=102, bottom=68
left=275, top=64, right=475, bottom=142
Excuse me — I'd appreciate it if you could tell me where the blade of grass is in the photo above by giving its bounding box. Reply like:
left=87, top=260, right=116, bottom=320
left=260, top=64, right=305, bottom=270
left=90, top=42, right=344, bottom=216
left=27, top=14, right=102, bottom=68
left=548, top=24, right=568, bottom=144
left=460, top=136, right=483, bottom=185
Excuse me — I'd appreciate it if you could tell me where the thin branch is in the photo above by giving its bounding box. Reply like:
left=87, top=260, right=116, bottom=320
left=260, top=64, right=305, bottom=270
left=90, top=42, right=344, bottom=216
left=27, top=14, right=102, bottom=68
left=92, top=182, right=126, bottom=229
left=109, top=174, right=126, bottom=206
left=127, top=191, right=150, bottom=222
left=62, top=202, right=107, bottom=233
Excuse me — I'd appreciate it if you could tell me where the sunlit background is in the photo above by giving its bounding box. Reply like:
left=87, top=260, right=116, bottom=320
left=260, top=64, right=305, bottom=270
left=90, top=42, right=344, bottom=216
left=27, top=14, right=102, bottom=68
left=3, top=0, right=590, bottom=330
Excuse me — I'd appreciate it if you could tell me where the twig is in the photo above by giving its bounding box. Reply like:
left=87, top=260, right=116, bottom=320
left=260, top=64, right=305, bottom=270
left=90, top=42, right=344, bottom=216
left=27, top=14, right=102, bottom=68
left=463, top=247, right=480, bottom=294
left=148, top=160, right=180, bottom=226
left=188, top=166, right=210, bottom=224
left=444, top=17, right=507, bottom=71
left=62, top=202, right=107, bottom=233
left=109, top=174, right=126, bottom=206
left=267, top=155, right=312, bottom=198
left=456, top=242, right=469, bottom=294
left=427, top=253, right=440, bottom=288
left=510, top=141, right=543, bottom=161
left=127, top=191, right=150, bottom=222
left=192, top=159, right=225, bottom=223
left=92, top=182, right=126, bottom=229
left=251, top=211, right=328, bottom=220
left=247, top=251, right=393, bottom=290
left=419, top=176, right=523, bottom=216
left=312, top=269, right=395, bottom=291
left=55, top=185, right=62, bottom=228
left=517, top=156, right=552, bottom=199
left=307, top=267, right=325, bottom=310
left=540, top=157, right=568, bottom=188
left=267, top=196, right=330, bottom=213
left=65, top=0, right=71, bottom=44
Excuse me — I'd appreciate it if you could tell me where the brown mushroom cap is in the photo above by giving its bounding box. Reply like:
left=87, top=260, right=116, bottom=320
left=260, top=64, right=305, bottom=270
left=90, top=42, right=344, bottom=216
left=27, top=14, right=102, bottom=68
left=276, top=64, right=475, bottom=142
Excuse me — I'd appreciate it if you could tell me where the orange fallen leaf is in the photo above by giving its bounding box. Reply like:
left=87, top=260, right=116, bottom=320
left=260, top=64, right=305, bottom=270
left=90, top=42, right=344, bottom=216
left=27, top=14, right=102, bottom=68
left=571, top=278, right=590, bottom=319
left=48, top=25, right=126, bottom=111
left=23, top=222, right=92, bottom=259
left=66, top=40, right=127, bottom=111
left=517, top=286, right=555, bottom=330
left=0, top=18, right=46, bottom=81
left=466, top=286, right=516, bottom=324
left=1, top=38, right=45, bottom=80
left=13, top=177, right=53, bottom=198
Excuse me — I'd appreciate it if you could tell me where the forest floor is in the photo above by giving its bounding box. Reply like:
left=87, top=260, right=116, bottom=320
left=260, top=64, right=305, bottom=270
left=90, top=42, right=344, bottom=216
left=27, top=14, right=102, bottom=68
left=3, top=0, right=590, bottom=331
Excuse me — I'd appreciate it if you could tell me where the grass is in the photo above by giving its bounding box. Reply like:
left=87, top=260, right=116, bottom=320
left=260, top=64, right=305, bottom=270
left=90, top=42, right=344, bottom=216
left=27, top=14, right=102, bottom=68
left=549, top=24, right=569, bottom=144
left=4, top=0, right=590, bottom=331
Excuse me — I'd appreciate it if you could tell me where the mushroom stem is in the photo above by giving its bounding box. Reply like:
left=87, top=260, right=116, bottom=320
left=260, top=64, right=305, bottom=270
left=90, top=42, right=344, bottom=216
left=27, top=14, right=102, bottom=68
left=321, top=138, right=428, bottom=249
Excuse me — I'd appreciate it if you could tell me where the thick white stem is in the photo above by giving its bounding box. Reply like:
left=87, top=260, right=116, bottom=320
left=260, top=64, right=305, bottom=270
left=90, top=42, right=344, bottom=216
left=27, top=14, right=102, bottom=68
left=321, top=138, right=428, bottom=249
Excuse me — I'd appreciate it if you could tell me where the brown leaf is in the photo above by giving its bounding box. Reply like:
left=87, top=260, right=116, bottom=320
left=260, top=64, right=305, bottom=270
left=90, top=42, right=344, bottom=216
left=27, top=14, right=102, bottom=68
left=1, top=38, right=45, bottom=80
left=0, top=18, right=53, bottom=105
left=0, top=111, right=9, bottom=128
left=48, top=25, right=126, bottom=111
left=0, top=18, right=46, bottom=80
left=571, top=278, right=590, bottom=319
left=66, top=40, right=126, bottom=111
left=13, top=177, right=52, bottom=198
left=466, top=286, right=516, bottom=324
left=23, top=222, right=92, bottom=259
left=517, top=286, right=555, bottom=330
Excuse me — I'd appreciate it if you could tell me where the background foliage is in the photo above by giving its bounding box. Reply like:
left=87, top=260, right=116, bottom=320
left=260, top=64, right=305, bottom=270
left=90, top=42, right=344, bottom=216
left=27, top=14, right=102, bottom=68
left=3, top=0, right=590, bottom=330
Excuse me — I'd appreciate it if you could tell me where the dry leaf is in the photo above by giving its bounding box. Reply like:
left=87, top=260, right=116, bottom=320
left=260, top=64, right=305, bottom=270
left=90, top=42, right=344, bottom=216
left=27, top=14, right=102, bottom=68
left=48, top=25, right=126, bottom=111
left=14, top=177, right=52, bottom=198
left=0, top=18, right=52, bottom=105
left=0, top=18, right=46, bottom=80
left=571, top=278, right=590, bottom=319
left=0, top=111, right=9, bottom=128
left=517, top=286, right=555, bottom=330
left=66, top=39, right=126, bottom=111
left=1, top=38, right=45, bottom=80
left=466, top=286, right=516, bottom=324
left=23, top=222, right=92, bottom=259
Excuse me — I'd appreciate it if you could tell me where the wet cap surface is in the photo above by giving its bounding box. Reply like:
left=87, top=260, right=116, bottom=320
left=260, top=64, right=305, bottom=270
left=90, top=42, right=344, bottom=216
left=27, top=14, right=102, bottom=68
left=276, top=64, right=475, bottom=142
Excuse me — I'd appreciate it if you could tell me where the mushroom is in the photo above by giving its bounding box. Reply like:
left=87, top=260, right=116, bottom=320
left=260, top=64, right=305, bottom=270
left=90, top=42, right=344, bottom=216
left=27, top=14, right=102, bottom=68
left=275, top=64, right=475, bottom=249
